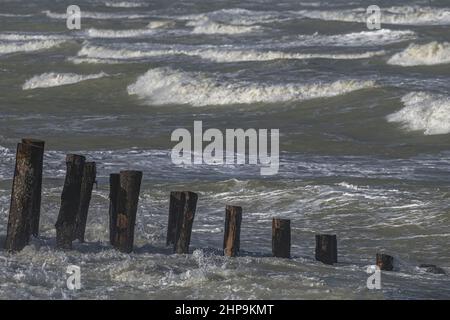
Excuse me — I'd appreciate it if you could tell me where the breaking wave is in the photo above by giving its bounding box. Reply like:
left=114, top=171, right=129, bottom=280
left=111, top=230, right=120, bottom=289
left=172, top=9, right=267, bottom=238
left=147, top=20, right=176, bottom=29
left=43, top=10, right=150, bottom=20
left=299, top=6, right=450, bottom=25
left=178, top=8, right=282, bottom=26
left=0, top=39, right=64, bottom=55
left=85, top=28, right=158, bottom=38
left=293, top=29, right=416, bottom=47
left=127, top=67, right=376, bottom=106
left=103, top=1, right=148, bottom=8
left=75, top=43, right=385, bottom=63
left=22, top=72, right=108, bottom=90
left=0, top=13, right=33, bottom=18
left=0, top=33, right=70, bottom=41
left=188, top=48, right=386, bottom=63
left=187, top=20, right=261, bottom=34
left=76, top=44, right=170, bottom=60
left=387, top=92, right=450, bottom=135
left=387, top=42, right=450, bottom=66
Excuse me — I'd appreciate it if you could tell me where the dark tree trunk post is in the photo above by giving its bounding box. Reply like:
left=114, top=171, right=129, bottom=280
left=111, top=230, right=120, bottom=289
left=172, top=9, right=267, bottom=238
left=167, top=191, right=181, bottom=246
left=113, top=170, right=142, bottom=253
left=167, top=191, right=198, bottom=246
left=315, top=234, right=338, bottom=265
left=4, top=142, right=42, bottom=252
left=74, top=162, right=97, bottom=242
left=173, top=191, right=198, bottom=254
left=109, top=173, right=120, bottom=246
left=223, top=205, right=242, bottom=257
left=21, top=138, right=45, bottom=238
left=376, top=253, right=394, bottom=271
left=272, top=218, right=291, bottom=258
left=55, top=154, right=85, bottom=250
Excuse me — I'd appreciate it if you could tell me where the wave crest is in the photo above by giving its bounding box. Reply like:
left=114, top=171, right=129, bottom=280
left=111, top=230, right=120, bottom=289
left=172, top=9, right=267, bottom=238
left=299, top=6, right=450, bottom=25
left=127, top=67, right=376, bottom=106
left=387, top=92, right=450, bottom=135
left=22, top=72, right=108, bottom=90
left=387, top=42, right=450, bottom=66
left=75, top=43, right=385, bottom=63
left=0, top=39, right=64, bottom=55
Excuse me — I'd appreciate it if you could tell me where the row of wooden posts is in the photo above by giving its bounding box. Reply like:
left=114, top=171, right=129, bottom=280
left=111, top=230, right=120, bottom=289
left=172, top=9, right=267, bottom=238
left=4, top=139, right=396, bottom=271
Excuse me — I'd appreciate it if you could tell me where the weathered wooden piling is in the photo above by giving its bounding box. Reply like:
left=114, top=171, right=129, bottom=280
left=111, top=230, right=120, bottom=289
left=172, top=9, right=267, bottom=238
left=315, top=234, right=337, bottom=265
left=168, top=191, right=198, bottom=254
left=223, top=205, right=242, bottom=257
left=21, top=138, right=45, bottom=237
left=74, top=162, right=97, bottom=242
left=166, top=191, right=183, bottom=246
left=166, top=191, right=198, bottom=248
left=108, top=173, right=120, bottom=246
left=113, top=170, right=142, bottom=253
left=55, top=154, right=85, bottom=250
left=4, top=142, right=43, bottom=252
left=376, top=253, right=394, bottom=271
left=272, top=218, right=291, bottom=258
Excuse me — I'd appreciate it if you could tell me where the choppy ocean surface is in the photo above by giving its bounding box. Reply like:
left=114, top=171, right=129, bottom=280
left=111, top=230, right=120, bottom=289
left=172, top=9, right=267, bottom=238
left=0, top=0, right=450, bottom=299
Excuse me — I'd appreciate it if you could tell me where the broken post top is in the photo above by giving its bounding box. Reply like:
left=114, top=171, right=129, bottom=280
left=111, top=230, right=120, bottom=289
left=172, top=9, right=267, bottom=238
left=21, top=138, right=45, bottom=148
left=273, top=218, right=290, bottom=225
left=171, top=191, right=198, bottom=197
left=226, top=205, right=242, bottom=211
left=120, top=170, right=143, bottom=178
left=316, top=234, right=336, bottom=238
left=66, top=154, right=86, bottom=164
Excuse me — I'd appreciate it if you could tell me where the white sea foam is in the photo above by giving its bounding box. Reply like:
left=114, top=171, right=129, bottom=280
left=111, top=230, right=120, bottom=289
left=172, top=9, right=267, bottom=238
left=22, top=72, right=108, bottom=90
left=0, top=145, right=11, bottom=158
left=299, top=6, right=450, bottom=25
left=103, top=1, right=148, bottom=8
left=179, top=8, right=282, bottom=26
left=190, top=48, right=386, bottom=62
left=85, top=28, right=157, bottom=38
left=43, top=10, right=150, bottom=20
left=294, top=29, right=416, bottom=47
left=0, top=13, right=33, bottom=17
left=147, top=20, right=176, bottom=29
left=76, top=44, right=171, bottom=60
left=0, top=33, right=70, bottom=41
left=68, top=56, right=122, bottom=65
left=387, top=92, right=450, bottom=135
left=387, top=42, right=450, bottom=66
left=127, top=67, right=376, bottom=106
left=76, top=43, right=385, bottom=63
left=0, top=39, right=65, bottom=55
left=176, top=8, right=284, bottom=35
left=187, top=19, right=261, bottom=34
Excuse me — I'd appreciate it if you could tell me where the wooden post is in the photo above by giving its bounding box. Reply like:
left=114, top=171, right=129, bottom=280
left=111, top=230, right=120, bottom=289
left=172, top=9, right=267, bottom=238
left=74, top=162, right=96, bottom=242
left=272, top=218, right=291, bottom=258
left=21, top=138, right=45, bottom=237
left=108, top=173, right=120, bottom=246
left=55, top=154, right=85, bottom=250
left=167, top=191, right=198, bottom=247
left=223, top=205, right=242, bottom=257
left=113, top=170, right=142, bottom=253
left=4, top=142, right=42, bottom=252
left=315, top=234, right=337, bottom=265
left=172, top=191, right=198, bottom=254
left=167, top=191, right=181, bottom=246
left=376, top=253, right=394, bottom=271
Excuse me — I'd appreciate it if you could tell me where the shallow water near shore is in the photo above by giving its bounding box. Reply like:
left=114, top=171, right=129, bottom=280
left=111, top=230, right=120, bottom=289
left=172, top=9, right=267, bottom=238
left=0, top=0, right=450, bottom=299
